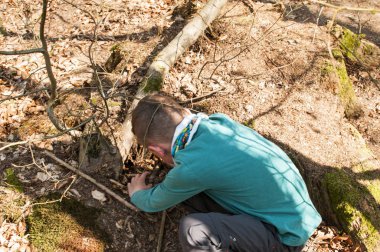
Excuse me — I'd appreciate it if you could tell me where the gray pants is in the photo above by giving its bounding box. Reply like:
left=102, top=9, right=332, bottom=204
left=179, top=193, right=303, bottom=252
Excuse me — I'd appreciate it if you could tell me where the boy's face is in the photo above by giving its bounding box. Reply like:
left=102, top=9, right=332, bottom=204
left=148, top=144, right=175, bottom=167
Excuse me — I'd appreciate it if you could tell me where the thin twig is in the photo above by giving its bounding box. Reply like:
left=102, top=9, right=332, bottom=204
left=309, top=0, right=380, bottom=13
left=179, top=88, right=224, bottom=105
left=39, top=0, right=67, bottom=131
left=0, top=141, right=29, bottom=151
left=30, top=176, right=77, bottom=207
left=29, top=144, right=57, bottom=181
left=156, top=210, right=166, bottom=252
left=44, top=150, right=139, bottom=211
left=62, top=0, right=110, bottom=128
left=312, top=6, right=324, bottom=43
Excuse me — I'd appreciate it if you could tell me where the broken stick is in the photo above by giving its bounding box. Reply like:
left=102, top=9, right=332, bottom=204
left=156, top=210, right=167, bottom=252
left=44, top=150, right=139, bottom=212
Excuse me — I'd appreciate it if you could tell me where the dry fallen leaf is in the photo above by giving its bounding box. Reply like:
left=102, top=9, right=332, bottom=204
left=69, top=189, right=81, bottom=198
left=91, top=190, right=106, bottom=202
left=35, top=172, right=49, bottom=182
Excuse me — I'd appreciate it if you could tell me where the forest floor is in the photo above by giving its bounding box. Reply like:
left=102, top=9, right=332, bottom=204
left=0, top=0, right=379, bottom=251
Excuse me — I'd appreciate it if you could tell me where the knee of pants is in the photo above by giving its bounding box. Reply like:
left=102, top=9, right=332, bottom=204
left=178, top=213, right=221, bottom=249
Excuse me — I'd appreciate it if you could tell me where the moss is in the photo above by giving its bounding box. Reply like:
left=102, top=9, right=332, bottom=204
left=0, top=17, right=8, bottom=36
left=339, top=28, right=362, bottom=61
left=4, top=168, right=23, bottom=193
left=335, top=62, right=361, bottom=118
left=363, top=43, right=375, bottom=56
left=107, top=100, right=121, bottom=107
left=105, top=45, right=123, bottom=72
left=143, top=74, right=163, bottom=93
left=28, top=195, right=108, bottom=252
left=332, top=48, right=344, bottom=60
left=322, top=58, right=362, bottom=119
left=243, top=118, right=256, bottom=129
left=90, top=97, right=99, bottom=105
left=110, top=43, right=121, bottom=52
left=0, top=24, right=6, bottom=36
left=86, top=134, right=101, bottom=158
left=367, top=183, right=380, bottom=204
left=320, top=62, right=335, bottom=76
left=324, top=171, right=380, bottom=251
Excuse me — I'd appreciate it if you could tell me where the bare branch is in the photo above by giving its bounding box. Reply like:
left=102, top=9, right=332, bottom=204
left=40, top=0, right=57, bottom=100
left=0, top=141, right=29, bottom=151
left=62, top=0, right=111, bottom=128
left=0, top=48, right=44, bottom=55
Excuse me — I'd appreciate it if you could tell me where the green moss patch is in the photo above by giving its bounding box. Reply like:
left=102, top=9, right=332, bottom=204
left=105, top=46, right=123, bottom=72
left=0, top=22, right=6, bottom=35
left=339, top=28, right=363, bottom=62
left=4, top=168, right=23, bottom=193
left=243, top=118, right=256, bottom=130
left=324, top=171, right=380, bottom=251
left=143, top=74, right=164, bottom=93
left=321, top=60, right=362, bottom=119
left=321, top=25, right=380, bottom=118
left=28, top=195, right=109, bottom=252
left=332, top=25, right=380, bottom=69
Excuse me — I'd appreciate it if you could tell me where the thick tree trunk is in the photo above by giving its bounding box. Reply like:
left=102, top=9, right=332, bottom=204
left=116, top=0, right=228, bottom=161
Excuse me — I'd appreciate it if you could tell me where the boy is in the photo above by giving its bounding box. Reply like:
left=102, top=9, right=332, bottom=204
left=128, top=94, right=321, bottom=252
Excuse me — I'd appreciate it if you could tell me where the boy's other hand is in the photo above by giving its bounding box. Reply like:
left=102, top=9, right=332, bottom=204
left=128, top=171, right=152, bottom=198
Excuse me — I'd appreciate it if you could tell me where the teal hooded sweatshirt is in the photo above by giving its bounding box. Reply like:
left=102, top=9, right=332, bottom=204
left=131, top=113, right=321, bottom=246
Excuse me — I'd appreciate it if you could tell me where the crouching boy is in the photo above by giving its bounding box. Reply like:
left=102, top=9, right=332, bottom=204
left=128, top=94, right=321, bottom=252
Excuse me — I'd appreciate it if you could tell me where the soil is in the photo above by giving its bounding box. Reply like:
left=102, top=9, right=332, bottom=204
left=1, top=0, right=379, bottom=251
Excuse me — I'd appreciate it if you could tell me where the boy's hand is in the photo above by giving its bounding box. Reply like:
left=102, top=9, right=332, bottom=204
left=127, top=171, right=152, bottom=198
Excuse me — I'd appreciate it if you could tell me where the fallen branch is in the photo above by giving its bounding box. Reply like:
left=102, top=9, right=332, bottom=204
left=309, top=0, right=380, bottom=13
left=142, top=0, right=228, bottom=92
left=156, top=211, right=166, bottom=252
left=179, top=88, right=225, bottom=105
left=116, top=0, right=228, bottom=161
left=43, top=150, right=139, bottom=211
left=0, top=48, right=45, bottom=55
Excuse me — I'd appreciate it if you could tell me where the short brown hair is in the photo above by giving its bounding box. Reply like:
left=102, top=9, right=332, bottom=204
left=132, top=94, right=187, bottom=146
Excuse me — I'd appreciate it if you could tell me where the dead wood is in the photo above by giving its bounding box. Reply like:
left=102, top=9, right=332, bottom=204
left=156, top=211, right=166, bottom=252
left=44, top=150, right=139, bottom=212
left=116, top=0, right=228, bottom=162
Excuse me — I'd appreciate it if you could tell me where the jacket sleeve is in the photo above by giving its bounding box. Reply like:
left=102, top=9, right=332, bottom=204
left=130, top=164, right=205, bottom=212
